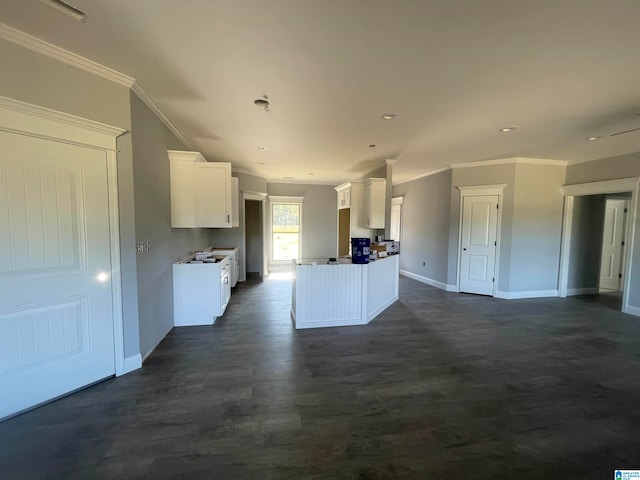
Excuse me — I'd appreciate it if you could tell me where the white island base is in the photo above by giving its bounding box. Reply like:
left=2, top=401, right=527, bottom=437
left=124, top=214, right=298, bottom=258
left=291, top=255, right=399, bottom=329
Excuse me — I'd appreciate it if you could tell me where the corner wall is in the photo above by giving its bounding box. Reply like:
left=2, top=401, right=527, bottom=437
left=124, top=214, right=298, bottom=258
left=392, top=170, right=452, bottom=287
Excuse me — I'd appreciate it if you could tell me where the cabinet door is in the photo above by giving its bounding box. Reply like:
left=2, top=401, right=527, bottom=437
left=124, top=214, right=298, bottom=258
left=363, top=185, right=372, bottom=228
left=369, top=182, right=386, bottom=229
left=195, top=163, right=231, bottom=227
left=170, top=160, right=197, bottom=227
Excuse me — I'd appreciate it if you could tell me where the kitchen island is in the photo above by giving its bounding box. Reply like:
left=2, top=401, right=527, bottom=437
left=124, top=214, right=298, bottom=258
left=291, top=255, right=399, bottom=329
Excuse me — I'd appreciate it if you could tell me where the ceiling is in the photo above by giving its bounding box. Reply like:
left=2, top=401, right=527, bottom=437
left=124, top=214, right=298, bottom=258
left=1, top=0, right=640, bottom=184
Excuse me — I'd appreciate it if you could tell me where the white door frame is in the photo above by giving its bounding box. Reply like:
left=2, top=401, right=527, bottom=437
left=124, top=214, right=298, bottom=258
left=558, top=177, right=639, bottom=315
left=242, top=190, right=268, bottom=280
left=0, top=96, right=129, bottom=375
left=390, top=196, right=403, bottom=243
left=456, top=184, right=506, bottom=295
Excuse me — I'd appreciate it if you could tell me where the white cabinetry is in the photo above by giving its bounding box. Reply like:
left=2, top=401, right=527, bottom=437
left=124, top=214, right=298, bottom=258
left=231, top=177, right=240, bottom=227
left=336, top=184, right=351, bottom=209
left=363, top=178, right=386, bottom=229
left=173, top=256, right=231, bottom=326
left=169, top=150, right=232, bottom=228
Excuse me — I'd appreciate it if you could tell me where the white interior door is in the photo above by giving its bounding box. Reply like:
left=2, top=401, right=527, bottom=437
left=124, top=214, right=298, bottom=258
left=599, top=198, right=628, bottom=291
left=459, top=195, right=498, bottom=296
left=0, top=130, right=115, bottom=418
left=390, top=203, right=402, bottom=243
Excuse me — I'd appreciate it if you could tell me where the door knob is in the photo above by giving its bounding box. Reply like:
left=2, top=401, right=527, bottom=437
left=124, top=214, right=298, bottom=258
left=463, top=248, right=467, bottom=251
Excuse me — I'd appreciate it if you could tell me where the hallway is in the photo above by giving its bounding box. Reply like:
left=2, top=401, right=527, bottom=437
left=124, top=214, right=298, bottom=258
left=1, top=275, right=640, bottom=479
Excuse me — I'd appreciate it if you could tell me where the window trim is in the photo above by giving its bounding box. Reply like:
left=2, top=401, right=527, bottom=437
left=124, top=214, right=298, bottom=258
left=268, top=196, right=304, bottom=266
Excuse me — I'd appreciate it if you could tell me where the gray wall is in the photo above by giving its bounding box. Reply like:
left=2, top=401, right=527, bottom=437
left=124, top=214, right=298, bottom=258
left=508, top=164, right=565, bottom=292
left=392, top=170, right=452, bottom=285
left=210, top=172, right=268, bottom=281
left=267, top=183, right=338, bottom=260
left=566, top=152, right=640, bottom=184
left=130, top=93, right=212, bottom=359
left=450, top=164, right=516, bottom=290
left=567, top=196, right=606, bottom=291
left=0, top=39, right=141, bottom=359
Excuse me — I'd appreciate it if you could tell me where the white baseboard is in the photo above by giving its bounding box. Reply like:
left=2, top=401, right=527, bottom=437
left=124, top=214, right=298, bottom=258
left=120, top=354, right=142, bottom=375
left=495, top=289, right=559, bottom=299
left=624, top=304, right=640, bottom=317
left=400, top=270, right=455, bottom=292
left=566, top=287, right=599, bottom=296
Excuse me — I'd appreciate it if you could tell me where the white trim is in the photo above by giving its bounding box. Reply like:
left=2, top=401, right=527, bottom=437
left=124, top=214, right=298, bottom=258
left=267, top=179, right=339, bottom=186
left=495, top=290, right=559, bottom=299
left=0, top=96, right=132, bottom=378
left=624, top=305, right=640, bottom=317
left=268, top=196, right=304, bottom=267
left=452, top=157, right=568, bottom=169
left=0, top=96, right=126, bottom=148
left=391, top=196, right=404, bottom=205
left=456, top=184, right=508, bottom=195
left=393, top=166, right=451, bottom=186
left=400, top=270, right=454, bottom=292
left=562, top=177, right=639, bottom=196
left=0, top=24, right=194, bottom=155
left=558, top=196, right=574, bottom=297
left=122, top=354, right=142, bottom=374
left=131, top=84, right=194, bottom=151
left=566, top=287, right=599, bottom=296
left=242, top=191, right=268, bottom=281
left=0, top=22, right=135, bottom=87
left=558, top=176, right=639, bottom=315
left=268, top=195, right=305, bottom=203
left=456, top=184, right=506, bottom=296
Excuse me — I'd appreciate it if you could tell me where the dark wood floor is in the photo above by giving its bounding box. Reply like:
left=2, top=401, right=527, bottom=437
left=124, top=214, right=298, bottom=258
left=2, top=276, right=640, bottom=479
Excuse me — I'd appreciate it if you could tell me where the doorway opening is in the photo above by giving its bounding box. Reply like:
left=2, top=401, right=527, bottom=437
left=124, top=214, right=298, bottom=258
left=559, top=177, right=639, bottom=315
left=244, top=198, right=264, bottom=282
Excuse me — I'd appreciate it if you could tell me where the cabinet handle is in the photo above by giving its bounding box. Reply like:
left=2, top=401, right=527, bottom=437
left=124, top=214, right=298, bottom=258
left=224, top=277, right=229, bottom=284
left=227, top=214, right=230, bottom=223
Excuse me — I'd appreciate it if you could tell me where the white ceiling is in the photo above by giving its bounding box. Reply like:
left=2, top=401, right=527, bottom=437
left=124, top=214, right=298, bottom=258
left=1, top=0, right=640, bottom=184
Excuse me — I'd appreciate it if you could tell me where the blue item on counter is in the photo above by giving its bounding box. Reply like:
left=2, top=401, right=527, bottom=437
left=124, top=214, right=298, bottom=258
left=351, top=237, right=370, bottom=264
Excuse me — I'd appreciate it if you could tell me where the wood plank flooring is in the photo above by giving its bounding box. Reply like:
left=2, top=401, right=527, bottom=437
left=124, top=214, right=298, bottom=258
left=1, top=275, right=640, bottom=479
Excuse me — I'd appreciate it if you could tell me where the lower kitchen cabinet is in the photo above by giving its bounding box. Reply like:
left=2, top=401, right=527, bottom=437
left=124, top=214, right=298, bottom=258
left=173, top=256, right=231, bottom=326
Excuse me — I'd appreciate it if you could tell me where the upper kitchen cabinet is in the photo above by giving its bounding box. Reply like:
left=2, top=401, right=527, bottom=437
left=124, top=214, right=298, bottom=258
left=169, top=150, right=232, bottom=228
left=363, top=178, right=386, bottom=229
left=335, top=182, right=352, bottom=209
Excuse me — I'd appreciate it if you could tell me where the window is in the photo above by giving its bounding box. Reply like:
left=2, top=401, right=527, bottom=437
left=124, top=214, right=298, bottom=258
left=269, top=196, right=304, bottom=263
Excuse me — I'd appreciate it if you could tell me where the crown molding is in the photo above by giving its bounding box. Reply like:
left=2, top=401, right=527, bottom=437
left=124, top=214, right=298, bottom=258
left=451, top=157, right=568, bottom=169
left=0, top=22, right=134, bottom=87
left=393, top=166, right=451, bottom=186
left=131, top=83, right=194, bottom=150
left=0, top=23, right=194, bottom=151
left=267, top=178, right=340, bottom=186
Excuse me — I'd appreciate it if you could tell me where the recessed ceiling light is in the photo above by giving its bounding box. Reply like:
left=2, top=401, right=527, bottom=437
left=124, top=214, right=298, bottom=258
left=257, top=146, right=267, bottom=150
left=587, top=136, right=601, bottom=141
left=499, top=126, right=517, bottom=133
left=381, top=114, right=397, bottom=120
